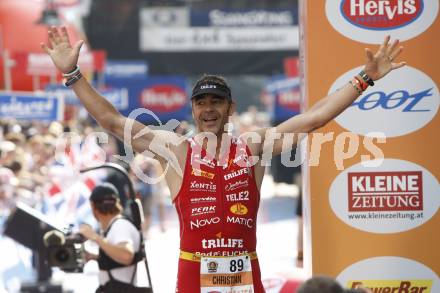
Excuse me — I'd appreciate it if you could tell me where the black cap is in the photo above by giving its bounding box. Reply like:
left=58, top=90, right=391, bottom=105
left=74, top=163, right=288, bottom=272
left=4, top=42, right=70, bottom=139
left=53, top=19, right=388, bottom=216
left=191, top=83, right=231, bottom=101
left=89, top=183, right=119, bottom=203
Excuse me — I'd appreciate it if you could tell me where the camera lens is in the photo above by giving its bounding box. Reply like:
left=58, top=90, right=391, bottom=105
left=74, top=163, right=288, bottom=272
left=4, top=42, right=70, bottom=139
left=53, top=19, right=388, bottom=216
left=55, top=249, right=70, bottom=262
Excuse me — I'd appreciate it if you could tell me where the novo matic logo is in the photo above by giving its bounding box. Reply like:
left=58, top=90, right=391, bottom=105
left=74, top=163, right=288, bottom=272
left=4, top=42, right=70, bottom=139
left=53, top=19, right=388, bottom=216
left=326, top=0, right=438, bottom=43
left=328, top=65, right=439, bottom=138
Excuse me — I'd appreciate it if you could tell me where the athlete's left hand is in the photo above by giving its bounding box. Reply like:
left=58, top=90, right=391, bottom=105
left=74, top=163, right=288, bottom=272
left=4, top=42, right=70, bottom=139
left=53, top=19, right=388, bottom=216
left=363, top=35, right=406, bottom=81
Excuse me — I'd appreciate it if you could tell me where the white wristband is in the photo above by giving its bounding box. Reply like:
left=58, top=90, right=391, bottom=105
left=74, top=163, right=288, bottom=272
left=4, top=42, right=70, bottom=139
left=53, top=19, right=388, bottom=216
left=62, top=65, right=80, bottom=77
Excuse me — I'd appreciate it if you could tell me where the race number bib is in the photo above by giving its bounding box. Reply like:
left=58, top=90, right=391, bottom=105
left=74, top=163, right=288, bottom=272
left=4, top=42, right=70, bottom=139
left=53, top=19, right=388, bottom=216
left=200, top=255, right=254, bottom=293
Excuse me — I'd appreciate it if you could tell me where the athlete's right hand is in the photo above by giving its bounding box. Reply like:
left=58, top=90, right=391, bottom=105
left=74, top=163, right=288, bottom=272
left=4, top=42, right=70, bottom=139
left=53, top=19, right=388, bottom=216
left=40, top=26, right=84, bottom=74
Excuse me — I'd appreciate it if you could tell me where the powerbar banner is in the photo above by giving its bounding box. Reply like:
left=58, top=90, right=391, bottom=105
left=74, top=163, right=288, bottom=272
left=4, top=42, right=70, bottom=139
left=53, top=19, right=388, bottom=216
left=300, top=0, right=440, bottom=291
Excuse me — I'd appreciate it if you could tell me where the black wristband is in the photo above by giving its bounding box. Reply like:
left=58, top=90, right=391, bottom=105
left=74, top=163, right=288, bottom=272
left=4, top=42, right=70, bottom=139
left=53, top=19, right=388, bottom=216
left=64, top=72, right=82, bottom=87
left=359, top=70, right=374, bottom=86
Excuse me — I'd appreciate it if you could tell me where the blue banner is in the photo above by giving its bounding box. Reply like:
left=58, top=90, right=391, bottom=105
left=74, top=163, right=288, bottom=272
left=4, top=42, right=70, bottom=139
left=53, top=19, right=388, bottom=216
left=190, top=8, right=298, bottom=27
left=0, top=93, right=64, bottom=121
left=105, top=76, right=190, bottom=124
left=45, top=84, right=79, bottom=105
left=100, top=87, right=130, bottom=111
left=104, top=60, right=149, bottom=79
left=265, top=75, right=301, bottom=123
left=45, top=84, right=129, bottom=110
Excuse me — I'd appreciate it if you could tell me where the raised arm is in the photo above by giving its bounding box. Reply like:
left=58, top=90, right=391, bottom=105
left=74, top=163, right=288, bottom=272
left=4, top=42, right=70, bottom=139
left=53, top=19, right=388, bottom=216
left=255, top=36, right=406, bottom=156
left=41, top=26, right=186, bottom=164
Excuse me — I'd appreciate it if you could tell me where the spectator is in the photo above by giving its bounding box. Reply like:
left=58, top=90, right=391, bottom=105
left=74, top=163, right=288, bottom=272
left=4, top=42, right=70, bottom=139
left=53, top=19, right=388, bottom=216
left=297, top=276, right=372, bottom=293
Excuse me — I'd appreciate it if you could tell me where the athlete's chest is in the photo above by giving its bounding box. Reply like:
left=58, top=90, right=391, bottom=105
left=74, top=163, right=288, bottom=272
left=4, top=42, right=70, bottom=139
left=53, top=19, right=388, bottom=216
left=179, top=147, right=259, bottom=226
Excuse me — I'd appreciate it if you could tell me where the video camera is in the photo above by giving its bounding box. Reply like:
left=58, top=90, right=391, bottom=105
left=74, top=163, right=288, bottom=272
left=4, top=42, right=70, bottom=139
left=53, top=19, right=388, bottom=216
left=43, top=228, right=86, bottom=272
left=3, top=202, right=86, bottom=274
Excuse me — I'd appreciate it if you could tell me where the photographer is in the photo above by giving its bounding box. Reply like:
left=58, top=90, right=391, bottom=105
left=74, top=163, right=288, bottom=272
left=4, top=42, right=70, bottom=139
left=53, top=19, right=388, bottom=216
left=78, top=183, right=147, bottom=293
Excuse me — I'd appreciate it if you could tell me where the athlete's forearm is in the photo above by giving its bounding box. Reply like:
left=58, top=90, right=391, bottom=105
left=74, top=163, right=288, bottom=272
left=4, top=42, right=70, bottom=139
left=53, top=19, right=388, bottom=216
left=265, top=82, right=359, bottom=156
left=308, top=82, right=359, bottom=130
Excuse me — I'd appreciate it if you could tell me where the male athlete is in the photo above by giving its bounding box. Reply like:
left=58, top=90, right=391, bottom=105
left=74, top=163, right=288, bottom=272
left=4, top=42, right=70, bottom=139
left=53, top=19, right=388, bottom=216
left=42, top=26, right=405, bottom=292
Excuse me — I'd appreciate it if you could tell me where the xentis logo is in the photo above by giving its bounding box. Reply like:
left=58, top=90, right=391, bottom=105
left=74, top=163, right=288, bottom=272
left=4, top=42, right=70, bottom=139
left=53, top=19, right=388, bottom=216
left=348, top=171, right=423, bottom=212
left=340, top=0, right=423, bottom=30
left=326, top=0, right=438, bottom=43
left=329, top=66, right=439, bottom=138
left=190, top=181, right=217, bottom=192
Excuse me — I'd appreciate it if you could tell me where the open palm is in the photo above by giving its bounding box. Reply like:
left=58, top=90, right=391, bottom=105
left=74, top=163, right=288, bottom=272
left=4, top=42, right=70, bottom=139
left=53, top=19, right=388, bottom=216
left=41, top=26, right=84, bottom=74
left=364, top=36, right=406, bottom=81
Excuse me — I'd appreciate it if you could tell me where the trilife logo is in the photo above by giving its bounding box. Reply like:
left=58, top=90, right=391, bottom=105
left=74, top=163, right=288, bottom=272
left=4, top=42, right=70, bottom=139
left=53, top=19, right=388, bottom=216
left=340, top=0, right=423, bottom=30
left=348, top=171, right=423, bottom=212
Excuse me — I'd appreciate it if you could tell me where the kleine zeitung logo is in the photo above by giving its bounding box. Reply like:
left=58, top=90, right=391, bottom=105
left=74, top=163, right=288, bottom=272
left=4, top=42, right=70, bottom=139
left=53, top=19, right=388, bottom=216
left=348, top=171, right=423, bottom=212
left=329, top=159, right=440, bottom=234
left=329, top=65, right=439, bottom=138
left=326, top=0, right=438, bottom=43
left=337, top=256, right=439, bottom=292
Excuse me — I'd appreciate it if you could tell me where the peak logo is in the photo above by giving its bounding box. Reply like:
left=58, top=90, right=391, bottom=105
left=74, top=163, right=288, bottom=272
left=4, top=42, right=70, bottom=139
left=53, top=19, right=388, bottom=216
left=329, top=65, right=439, bottom=138
left=326, top=0, right=438, bottom=43
left=337, top=257, right=439, bottom=292
left=329, top=159, right=439, bottom=234
left=140, top=84, right=186, bottom=112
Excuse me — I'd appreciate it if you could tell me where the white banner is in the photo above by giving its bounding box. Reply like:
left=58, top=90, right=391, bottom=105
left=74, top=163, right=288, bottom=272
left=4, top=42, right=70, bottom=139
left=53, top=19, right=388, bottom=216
left=26, top=52, right=95, bottom=76
left=140, top=27, right=299, bottom=52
